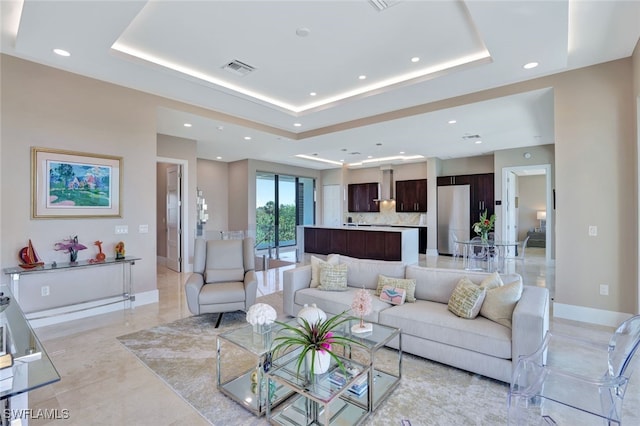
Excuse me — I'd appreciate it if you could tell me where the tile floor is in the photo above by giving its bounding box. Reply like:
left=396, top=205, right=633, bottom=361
left=24, top=247, right=620, bottom=425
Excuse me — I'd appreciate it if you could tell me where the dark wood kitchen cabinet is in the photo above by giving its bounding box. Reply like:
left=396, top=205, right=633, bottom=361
left=348, top=183, right=379, bottom=212
left=395, top=179, right=427, bottom=212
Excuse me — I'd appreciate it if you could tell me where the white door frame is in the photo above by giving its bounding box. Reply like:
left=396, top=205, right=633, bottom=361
left=501, top=164, right=552, bottom=263
left=157, top=156, right=190, bottom=273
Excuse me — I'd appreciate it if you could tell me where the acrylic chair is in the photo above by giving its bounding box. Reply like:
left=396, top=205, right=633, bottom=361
left=504, top=236, right=530, bottom=270
left=508, top=315, right=640, bottom=425
left=467, top=236, right=488, bottom=271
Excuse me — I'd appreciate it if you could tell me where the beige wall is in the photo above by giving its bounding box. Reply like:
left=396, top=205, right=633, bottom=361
left=440, top=155, right=494, bottom=176
left=552, top=60, right=636, bottom=316
left=0, top=55, right=158, bottom=307
left=196, top=158, right=229, bottom=236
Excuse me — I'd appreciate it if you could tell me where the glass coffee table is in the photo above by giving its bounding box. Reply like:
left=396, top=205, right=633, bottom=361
left=266, top=320, right=402, bottom=425
left=216, top=323, right=294, bottom=416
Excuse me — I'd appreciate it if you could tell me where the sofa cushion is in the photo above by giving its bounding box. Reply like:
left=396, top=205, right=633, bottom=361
left=405, top=266, right=521, bottom=304
left=480, top=280, right=523, bottom=329
left=331, top=254, right=405, bottom=290
left=379, top=300, right=512, bottom=359
left=447, top=277, right=486, bottom=319
left=205, top=268, right=245, bottom=284
left=375, top=275, right=416, bottom=302
left=295, top=288, right=390, bottom=323
left=199, top=281, right=245, bottom=304
left=310, top=255, right=339, bottom=288
left=319, top=263, right=348, bottom=291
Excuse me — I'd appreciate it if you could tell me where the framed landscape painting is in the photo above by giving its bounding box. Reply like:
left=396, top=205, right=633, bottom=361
left=31, top=147, right=123, bottom=218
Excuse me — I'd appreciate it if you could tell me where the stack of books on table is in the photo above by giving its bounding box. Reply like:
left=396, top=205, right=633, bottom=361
left=328, top=371, right=368, bottom=398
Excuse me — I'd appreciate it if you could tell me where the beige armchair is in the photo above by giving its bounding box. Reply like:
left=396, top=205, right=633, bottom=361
left=185, top=237, right=258, bottom=326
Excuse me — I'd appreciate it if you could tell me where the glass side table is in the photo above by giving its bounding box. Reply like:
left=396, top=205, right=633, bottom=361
left=216, top=323, right=293, bottom=416
left=337, top=320, right=402, bottom=412
left=266, top=349, right=370, bottom=426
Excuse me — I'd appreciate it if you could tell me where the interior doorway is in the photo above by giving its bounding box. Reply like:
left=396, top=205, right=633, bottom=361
left=157, top=159, right=188, bottom=272
left=502, top=164, right=553, bottom=262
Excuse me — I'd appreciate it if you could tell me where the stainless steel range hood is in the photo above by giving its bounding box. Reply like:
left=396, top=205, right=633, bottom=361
left=374, top=166, right=394, bottom=201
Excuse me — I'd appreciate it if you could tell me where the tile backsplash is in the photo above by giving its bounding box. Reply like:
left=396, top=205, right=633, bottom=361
left=345, top=202, right=426, bottom=226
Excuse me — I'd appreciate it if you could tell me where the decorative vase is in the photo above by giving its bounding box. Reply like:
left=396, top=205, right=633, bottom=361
left=481, top=231, right=489, bottom=244
left=297, top=303, right=327, bottom=326
left=305, top=349, right=331, bottom=375
left=69, top=248, right=78, bottom=263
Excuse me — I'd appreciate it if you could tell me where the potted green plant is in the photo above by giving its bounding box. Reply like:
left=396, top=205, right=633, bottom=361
left=271, top=311, right=365, bottom=378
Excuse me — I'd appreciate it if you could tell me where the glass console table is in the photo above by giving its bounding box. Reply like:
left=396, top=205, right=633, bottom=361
left=0, top=285, right=60, bottom=425
left=3, top=256, right=140, bottom=322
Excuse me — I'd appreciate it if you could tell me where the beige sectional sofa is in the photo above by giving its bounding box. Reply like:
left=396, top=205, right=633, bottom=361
left=283, top=254, right=550, bottom=383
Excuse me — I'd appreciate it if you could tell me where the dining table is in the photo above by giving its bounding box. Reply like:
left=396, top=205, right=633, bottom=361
left=457, top=239, right=520, bottom=273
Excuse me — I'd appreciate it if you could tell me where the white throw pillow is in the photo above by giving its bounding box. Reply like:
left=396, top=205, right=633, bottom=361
left=480, top=280, right=523, bottom=329
left=310, top=255, right=338, bottom=288
left=479, top=272, right=504, bottom=290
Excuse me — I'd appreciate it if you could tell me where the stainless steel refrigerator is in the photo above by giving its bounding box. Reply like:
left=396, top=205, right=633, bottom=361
left=437, top=185, right=470, bottom=255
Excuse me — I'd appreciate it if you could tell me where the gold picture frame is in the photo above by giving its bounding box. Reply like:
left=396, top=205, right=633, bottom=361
left=31, top=147, right=123, bottom=219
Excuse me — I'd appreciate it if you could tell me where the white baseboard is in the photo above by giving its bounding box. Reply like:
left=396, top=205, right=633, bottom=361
left=30, top=289, right=159, bottom=329
left=553, top=302, right=633, bottom=328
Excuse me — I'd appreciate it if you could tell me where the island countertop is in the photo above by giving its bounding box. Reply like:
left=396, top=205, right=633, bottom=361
left=302, top=224, right=416, bottom=232
left=297, top=225, right=418, bottom=264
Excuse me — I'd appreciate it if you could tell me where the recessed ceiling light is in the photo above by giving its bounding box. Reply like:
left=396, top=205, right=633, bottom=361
left=296, top=27, right=311, bottom=37
left=183, top=123, right=192, bottom=127
left=53, top=48, right=71, bottom=57
left=399, top=151, right=405, bottom=154
left=448, top=120, right=457, bottom=124
left=216, top=156, right=222, bottom=160
left=293, top=123, right=302, bottom=127
left=523, top=62, right=539, bottom=69
left=309, top=92, right=317, bottom=96
left=358, top=75, right=367, bottom=80
left=475, top=140, right=483, bottom=144
left=411, top=57, right=420, bottom=63
left=340, top=159, right=344, bottom=162
left=367, top=155, right=373, bottom=159
left=244, top=136, right=252, bottom=140
left=216, top=126, right=224, bottom=131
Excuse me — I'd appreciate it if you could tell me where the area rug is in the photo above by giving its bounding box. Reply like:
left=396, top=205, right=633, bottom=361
left=117, top=292, right=509, bottom=425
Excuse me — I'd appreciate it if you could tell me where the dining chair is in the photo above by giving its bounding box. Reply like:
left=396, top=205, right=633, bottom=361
left=508, top=315, right=640, bottom=425
left=505, top=236, right=530, bottom=271
left=467, top=236, right=488, bottom=271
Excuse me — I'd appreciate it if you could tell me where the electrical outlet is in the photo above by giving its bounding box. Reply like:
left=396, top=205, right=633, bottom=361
left=589, top=225, right=598, bottom=236
left=115, top=225, right=128, bottom=235
left=600, top=284, right=609, bottom=296
left=41, top=286, right=50, bottom=297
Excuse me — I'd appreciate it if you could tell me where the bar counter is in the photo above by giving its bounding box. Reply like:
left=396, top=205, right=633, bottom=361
left=297, top=225, right=418, bottom=264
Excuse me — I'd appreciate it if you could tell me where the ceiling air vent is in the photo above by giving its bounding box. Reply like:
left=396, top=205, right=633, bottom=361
left=222, top=60, right=256, bottom=77
left=368, top=0, right=402, bottom=12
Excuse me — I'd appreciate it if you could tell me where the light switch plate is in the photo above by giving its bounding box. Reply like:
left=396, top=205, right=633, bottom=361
left=139, top=224, right=149, bottom=234
left=115, top=225, right=128, bottom=234
left=588, top=225, right=597, bottom=236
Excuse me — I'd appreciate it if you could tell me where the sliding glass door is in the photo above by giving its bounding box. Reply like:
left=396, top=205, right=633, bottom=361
left=256, top=172, right=315, bottom=252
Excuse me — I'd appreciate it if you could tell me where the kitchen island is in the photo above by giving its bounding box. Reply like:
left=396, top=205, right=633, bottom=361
left=297, top=225, right=418, bottom=264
